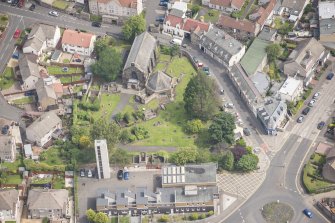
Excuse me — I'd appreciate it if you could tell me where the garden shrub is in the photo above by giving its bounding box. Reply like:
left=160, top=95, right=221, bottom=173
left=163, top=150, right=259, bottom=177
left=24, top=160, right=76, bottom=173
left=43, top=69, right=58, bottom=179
left=184, top=119, right=203, bottom=134
left=131, top=126, right=149, bottom=140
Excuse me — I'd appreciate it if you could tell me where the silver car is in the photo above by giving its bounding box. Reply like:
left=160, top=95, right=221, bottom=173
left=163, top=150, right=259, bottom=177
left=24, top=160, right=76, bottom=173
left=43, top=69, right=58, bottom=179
left=49, top=11, right=59, bottom=17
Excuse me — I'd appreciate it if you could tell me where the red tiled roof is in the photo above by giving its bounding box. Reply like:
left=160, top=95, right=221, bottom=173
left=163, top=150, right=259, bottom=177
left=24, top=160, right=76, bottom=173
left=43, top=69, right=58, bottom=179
left=53, top=83, right=63, bottom=94
left=231, top=0, right=244, bottom=9
left=217, top=15, right=256, bottom=33
left=165, top=15, right=183, bottom=27
left=62, top=30, right=95, bottom=48
left=119, top=0, right=137, bottom=8
left=256, top=0, right=275, bottom=26
left=210, top=0, right=231, bottom=7
left=183, top=18, right=210, bottom=32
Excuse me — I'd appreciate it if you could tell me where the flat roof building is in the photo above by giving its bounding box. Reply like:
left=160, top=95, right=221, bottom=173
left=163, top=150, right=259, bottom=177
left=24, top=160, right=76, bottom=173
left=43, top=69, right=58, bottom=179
left=278, top=77, right=303, bottom=102
left=94, top=140, right=110, bottom=179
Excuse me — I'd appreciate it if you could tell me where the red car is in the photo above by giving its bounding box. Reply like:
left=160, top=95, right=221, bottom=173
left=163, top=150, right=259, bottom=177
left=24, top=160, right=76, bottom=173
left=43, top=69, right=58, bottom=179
left=13, top=29, right=21, bottom=39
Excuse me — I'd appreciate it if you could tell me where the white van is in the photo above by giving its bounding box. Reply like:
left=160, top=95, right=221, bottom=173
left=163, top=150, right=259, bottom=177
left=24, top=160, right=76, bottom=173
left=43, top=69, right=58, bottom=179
left=170, top=38, right=182, bottom=46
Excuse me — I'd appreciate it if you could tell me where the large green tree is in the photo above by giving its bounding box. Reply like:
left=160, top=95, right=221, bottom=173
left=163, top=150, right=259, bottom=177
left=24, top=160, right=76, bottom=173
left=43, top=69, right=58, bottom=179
left=183, top=73, right=221, bottom=121
left=94, top=36, right=113, bottom=58
left=90, top=119, right=120, bottom=149
left=122, top=15, right=146, bottom=42
left=171, top=147, right=198, bottom=165
left=266, top=43, right=282, bottom=62
left=92, top=47, right=122, bottom=81
left=208, top=112, right=236, bottom=144
left=86, top=209, right=96, bottom=223
left=220, top=150, right=234, bottom=171
left=94, top=212, right=109, bottom=223
left=236, top=154, right=259, bottom=172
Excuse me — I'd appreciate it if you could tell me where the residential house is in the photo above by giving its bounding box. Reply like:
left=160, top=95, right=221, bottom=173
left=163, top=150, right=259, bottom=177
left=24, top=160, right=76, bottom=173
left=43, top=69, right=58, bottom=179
left=198, top=27, right=246, bottom=67
left=283, top=38, right=328, bottom=86
left=217, top=15, right=260, bottom=39
left=248, top=0, right=275, bottom=28
left=257, top=27, right=277, bottom=41
left=256, top=97, right=287, bottom=135
left=205, top=0, right=245, bottom=13
left=94, top=140, right=110, bottom=179
left=319, top=19, right=335, bottom=50
left=240, top=38, right=270, bottom=76
left=27, top=189, right=69, bottom=219
left=0, top=135, right=16, bottom=162
left=0, top=190, right=20, bottom=223
left=122, top=32, right=158, bottom=90
left=89, top=0, right=143, bottom=24
left=318, top=1, right=335, bottom=20
left=18, top=54, right=40, bottom=91
left=23, top=23, right=61, bottom=56
left=163, top=16, right=210, bottom=40
left=281, top=0, right=309, bottom=22
left=35, top=79, right=58, bottom=111
left=26, top=111, right=62, bottom=147
left=322, top=148, right=335, bottom=183
left=278, top=77, right=303, bottom=102
left=61, top=30, right=96, bottom=56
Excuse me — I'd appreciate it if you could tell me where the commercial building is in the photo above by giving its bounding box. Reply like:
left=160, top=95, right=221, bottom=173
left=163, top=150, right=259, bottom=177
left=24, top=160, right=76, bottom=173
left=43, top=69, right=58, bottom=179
left=95, top=139, right=111, bottom=179
left=278, top=77, right=303, bottom=102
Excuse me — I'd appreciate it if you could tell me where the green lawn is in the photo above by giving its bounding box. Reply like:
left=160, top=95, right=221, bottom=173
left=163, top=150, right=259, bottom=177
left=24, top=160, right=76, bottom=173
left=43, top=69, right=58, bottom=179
left=52, top=175, right=65, bottom=189
left=32, top=177, right=53, bottom=184
left=12, top=96, right=35, bottom=105
left=303, top=161, right=334, bottom=193
left=47, top=66, right=84, bottom=75
left=60, top=75, right=82, bottom=84
left=0, top=14, right=9, bottom=27
left=91, top=94, right=121, bottom=120
left=6, top=175, right=22, bottom=184
left=132, top=56, right=197, bottom=147
left=159, top=54, right=172, bottom=62
left=119, top=216, right=130, bottom=223
left=1, top=157, right=23, bottom=173
left=41, top=147, right=66, bottom=166
left=52, top=0, right=69, bottom=10
left=202, top=9, right=220, bottom=23
left=0, top=67, right=15, bottom=90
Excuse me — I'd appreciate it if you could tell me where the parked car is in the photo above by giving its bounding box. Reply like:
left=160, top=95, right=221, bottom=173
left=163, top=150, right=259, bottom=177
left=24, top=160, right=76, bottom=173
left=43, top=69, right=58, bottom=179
left=73, top=58, right=81, bottom=62
left=243, top=128, right=251, bottom=136
left=312, top=92, right=320, bottom=99
left=10, top=0, right=18, bottom=6
left=80, top=169, right=85, bottom=177
left=62, top=67, right=69, bottom=72
left=48, top=11, right=59, bottom=17
left=7, top=0, right=12, bottom=3
left=117, top=170, right=123, bottom=180
left=159, top=1, right=168, bottom=6
left=197, top=62, right=204, bottom=68
left=13, top=29, right=21, bottom=39
left=123, top=171, right=129, bottom=180
left=18, top=0, right=24, bottom=7
left=1, top=125, right=9, bottom=135
left=224, top=102, right=234, bottom=108
left=297, top=116, right=304, bottom=123
left=202, top=66, right=210, bottom=75
left=308, top=99, right=316, bottom=107
left=302, top=107, right=310, bottom=115
left=155, top=16, right=165, bottom=23
left=317, top=121, right=326, bottom=130
left=87, top=169, right=93, bottom=178
left=327, top=72, right=334, bottom=80
left=303, top=209, right=313, bottom=218
left=92, top=22, right=101, bottom=27
left=29, top=3, right=35, bottom=10
left=192, top=56, right=198, bottom=63
left=220, top=89, right=224, bottom=95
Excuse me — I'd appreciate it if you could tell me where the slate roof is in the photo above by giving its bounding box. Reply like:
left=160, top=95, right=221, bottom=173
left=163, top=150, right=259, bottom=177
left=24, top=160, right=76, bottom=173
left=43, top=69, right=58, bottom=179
left=199, top=27, right=244, bottom=64
left=115, top=188, right=136, bottom=205
left=282, top=0, right=308, bottom=14
left=0, top=135, right=15, bottom=155
left=319, top=1, right=335, bottom=19
left=36, top=79, right=57, bottom=102
left=24, top=23, right=57, bottom=53
left=0, top=189, right=19, bottom=211
left=320, top=19, right=335, bottom=35
left=18, top=54, right=40, bottom=81
left=284, top=38, right=325, bottom=77
left=257, top=98, right=287, bottom=130
left=26, top=111, right=61, bottom=139
left=124, top=32, right=157, bottom=73
left=27, top=189, right=68, bottom=210
left=240, top=38, right=270, bottom=76
left=146, top=71, right=172, bottom=92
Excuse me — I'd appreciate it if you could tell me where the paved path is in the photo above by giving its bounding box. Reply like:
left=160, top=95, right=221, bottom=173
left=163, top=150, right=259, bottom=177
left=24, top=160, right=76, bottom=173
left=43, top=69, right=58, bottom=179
left=110, top=93, right=132, bottom=120
left=119, top=144, right=177, bottom=152
left=242, top=0, right=256, bottom=19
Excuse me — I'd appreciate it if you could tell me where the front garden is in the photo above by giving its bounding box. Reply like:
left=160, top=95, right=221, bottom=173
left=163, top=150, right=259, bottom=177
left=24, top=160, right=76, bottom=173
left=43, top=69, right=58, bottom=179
left=0, top=67, right=15, bottom=90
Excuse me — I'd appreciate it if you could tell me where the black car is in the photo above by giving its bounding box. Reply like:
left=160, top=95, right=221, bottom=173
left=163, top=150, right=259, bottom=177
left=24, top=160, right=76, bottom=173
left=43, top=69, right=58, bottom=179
left=243, top=128, right=251, bottom=136
left=317, top=121, right=326, bottom=130
left=155, top=16, right=165, bottom=23
left=11, top=0, right=18, bottom=6
left=92, top=22, right=101, bottom=27
left=302, top=107, right=310, bottom=115
left=29, top=3, right=35, bottom=10
left=117, top=170, right=123, bottom=180
left=159, top=1, right=168, bottom=6
left=327, top=72, right=334, bottom=80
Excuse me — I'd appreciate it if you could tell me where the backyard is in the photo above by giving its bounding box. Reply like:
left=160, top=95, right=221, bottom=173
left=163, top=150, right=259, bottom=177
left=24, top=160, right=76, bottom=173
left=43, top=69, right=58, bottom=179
left=52, top=0, right=69, bottom=10
left=47, top=66, right=84, bottom=75
left=12, top=96, right=35, bottom=105
left=0, top=67, right=15, bottom=90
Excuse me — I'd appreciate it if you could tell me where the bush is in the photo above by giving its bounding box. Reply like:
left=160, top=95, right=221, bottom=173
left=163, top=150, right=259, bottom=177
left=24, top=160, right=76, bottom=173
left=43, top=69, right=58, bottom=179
left=220, top=150, right=234, bottom=171
left=114, top=113, right=123, bottom=122
left=232, top=146, right=247, bottom=161
left=208, top=211, right=214, bottom=216
left=190, top=213, right=199, bottom=220
left=236, top=138, right=246, bottom=147
left=236, top=154, right=259, bottom=172
left=123, top=112, right=134, bottom=124
left=119, top=129, right=136, bottom=143
left=131, top=126, right=149, bottom=140
left=133, top=110, right=144, bottom=120
left=200, top=213, right=206, bottom=219
left=159, top=214, right=169, bottom=222
left=78, top=98, right=100, bottom=111
left=184, top=119, right=203, bottom=134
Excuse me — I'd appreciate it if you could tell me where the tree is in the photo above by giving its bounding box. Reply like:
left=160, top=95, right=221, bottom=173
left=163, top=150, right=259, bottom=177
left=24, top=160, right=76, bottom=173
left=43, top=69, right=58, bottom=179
left=92, top=47, right=122, bottom=81
left=79, top=135, right=91, bottom=149
left=42, top=217, right=49, bottom=223
left=190, top=213, right=199, bottom=220
left=236, top=154, right=259, bottom=172
left=266, top=43, right=282, bottom=62
left=170, top=44, right=180, bottom=56
left=90, top=119, right=120, bottom=149
left=110, top=148, right=132, bottom=166
left=122, top=15, right=146, bottom=42
left=171, top=147, right=198, bottom=165
left=232, top=145, right=247, bottom=161
left=196, top=149, right=212, bottom=163
left=159, top=214, right=169, bottom=222
left=208, top=112, right=236, bottom=144
left=94, top=212, right=109, bottom=223
left=191, top=5, right=200, bottom=16
left=184, top=119, right=203, bottom=134
left=184, top=73, right=221, bottom=121
left=220, top=150, right=234, bottom=171
left=94, top=36, right=112, bottom=58
left=86, top=209, right=96, bottom=223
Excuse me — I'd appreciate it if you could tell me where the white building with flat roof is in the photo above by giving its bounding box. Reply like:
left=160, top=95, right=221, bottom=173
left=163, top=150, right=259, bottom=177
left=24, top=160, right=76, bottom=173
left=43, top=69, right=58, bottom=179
left=278, top=77, right=303, bottom=102
left=319, top=1, right=335, bottom=20
left=94, top=140, right=110, bottom=179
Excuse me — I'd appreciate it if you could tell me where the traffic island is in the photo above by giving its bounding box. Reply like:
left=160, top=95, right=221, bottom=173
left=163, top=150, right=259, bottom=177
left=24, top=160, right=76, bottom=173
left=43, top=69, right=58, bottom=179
left=261, top=201, right=294, bottom=223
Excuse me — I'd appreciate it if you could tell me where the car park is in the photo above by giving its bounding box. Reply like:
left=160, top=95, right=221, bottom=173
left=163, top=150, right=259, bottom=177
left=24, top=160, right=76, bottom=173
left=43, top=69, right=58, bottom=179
left=13, top=29, right=21, bottom=39
left=303, top=209, right=313, bottom=218
left=317, top=121, right=326, bottom=130
left=297, top=115, right=304, bottom=123
left=123, top=171, right=129, bottom=180
left=327, top=72, right=334, bottom=80
left=308, top=99, right=316, bottom=107
left=312, top=92, right=320, bottom=99
left=92, top=22, right=101, bottom=27
left=29, top=3, right=35, bottom=10
left=49, top=11, right=59, bottom=17
left=117, top=170, right=123, bottom=180
left=302, top=107, right=310, bottom=115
